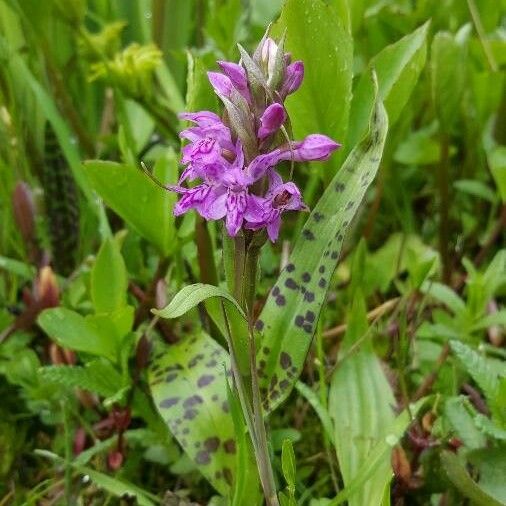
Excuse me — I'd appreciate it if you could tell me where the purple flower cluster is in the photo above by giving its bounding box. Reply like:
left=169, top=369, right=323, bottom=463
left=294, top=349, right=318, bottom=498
left=170, top=34, right=340, bottom=241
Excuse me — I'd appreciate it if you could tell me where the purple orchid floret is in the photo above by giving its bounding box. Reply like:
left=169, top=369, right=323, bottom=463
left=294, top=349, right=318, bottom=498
left=245, top=171, right=307, bottom=241
left=258, top=103, right=286, bottom=140
left=169, top=32, right=341, bottom=242
left=281, top=61, right=304, bottom=98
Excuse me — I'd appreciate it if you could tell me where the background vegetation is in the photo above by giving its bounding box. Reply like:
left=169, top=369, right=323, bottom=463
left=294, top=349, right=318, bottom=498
left=0, top=0, right=505, bottom=504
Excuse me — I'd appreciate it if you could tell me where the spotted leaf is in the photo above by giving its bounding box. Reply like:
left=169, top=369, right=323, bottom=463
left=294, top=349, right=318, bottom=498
left=149, top=332, right=237, bottom=495
left=256, top=88, right=389, bottom=412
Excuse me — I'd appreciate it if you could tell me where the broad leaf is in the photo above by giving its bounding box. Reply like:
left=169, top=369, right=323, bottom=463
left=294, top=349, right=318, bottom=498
left=469, top=448, right=506, bottom=503
left=444, top=397, right=487, bottom=450
left=347, top=21, right=429, bottom=151
left=272, top=0, right=353, bottom=165
left=85, top=155, right=177, bottom=256
left=257, top=87, right=388, bottom=412
left=38, top=308, right=117, bottom=362
left=91, top=237, right=128, bottom=314
left=441, top=451, right=504, bottom=506
left=329, top=293, right=396, bottom=506
left=149, top=332, right=238, bottom=496
left=328, top=399, right=427, bottom=506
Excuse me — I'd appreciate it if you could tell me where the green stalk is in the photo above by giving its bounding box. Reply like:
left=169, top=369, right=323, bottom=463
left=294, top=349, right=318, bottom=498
left=438, top=133, right=451, bottom=284
left=62, top=400, right=73, bottom=504
left=244, top=245, right=280, bottom=506
left=233, top=235, right=246, bottom=303
left=247, top=315, right=280, bottom=506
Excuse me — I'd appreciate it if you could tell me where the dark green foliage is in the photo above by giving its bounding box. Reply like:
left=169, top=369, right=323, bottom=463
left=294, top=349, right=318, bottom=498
left=42, top=125, right=80, bottom=276
left=0, top=0, right=505, bottom=504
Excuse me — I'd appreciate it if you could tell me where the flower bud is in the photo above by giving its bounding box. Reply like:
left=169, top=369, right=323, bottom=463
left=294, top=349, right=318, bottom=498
left=207, top=72, right=233, bottom=98
left=293, top=134, right=341, bottom=161
left=36, top=266, right=59, bottom=309
left=281, top=61, right=304, bottom=97
left=258, top=103, right=286, bottom=140
left=217, top=61, right=248, bottom=92
left=107, top=450, right=124, bottom=470
left=73, top=427, right=87, bottom=456
left=12, top=181, right=36, bottom=248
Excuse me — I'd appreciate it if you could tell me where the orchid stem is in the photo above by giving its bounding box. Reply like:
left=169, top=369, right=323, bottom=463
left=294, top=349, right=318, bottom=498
left=231, top=237, right=279, bottom=505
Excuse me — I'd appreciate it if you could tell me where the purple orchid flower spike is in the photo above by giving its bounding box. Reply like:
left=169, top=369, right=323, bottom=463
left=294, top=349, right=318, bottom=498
left=169, top=31, right=341, bottom=242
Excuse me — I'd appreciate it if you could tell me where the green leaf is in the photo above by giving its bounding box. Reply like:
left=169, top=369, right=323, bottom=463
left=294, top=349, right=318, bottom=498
left=7, top=53, right=93, bottom=205
left=39, top=360, right=124, bottom=398
left=474, top=414, right=506, bottom=441
left=35, top=450, right=159, bottom=506
left=328, top=399, right=428, bottom=506
left=148, top=332, right=237, bottom=496
left=472, top=310, right=506, bottom=331
left=431, top=31, right=467, bottom=134
left=85, top=157, right=177, bottom=256
left=185, top=52, right=218, bottom=113
left=468, top=448, right=506, bottom=504
left=91, top=237, right=128, bottom=313
left=488, top=146, right=506, bottom=203
left=450, top=340, right=499, bottom=406
left=153, top=283, right=251, bottom=376
left=394, top=127, right=445, bottom=166
left=272, top=0, right=353, bottom=164
left=281, top=439, right=297, bottom=492
left=86, top=306, right=135, bottom=345
left=225, top=378, right=261, bottom=505
left=153, top=283, right=246, bottom=320
left=444, top=397, right=487, bottom=449
left=420, top=281, right=466, bottom=315
left=0, top=256, right=36, bottom=279
left=441, top=450, right=504, bottom=506
left=329, top=293, right=396, bottom=506
left=257, top=87, right=388, bottom=412
left=347, top=21, right=429, bottom=151
left=295, top=381, right=334, bottom=444
left=37, top=308, right=117, bottom=362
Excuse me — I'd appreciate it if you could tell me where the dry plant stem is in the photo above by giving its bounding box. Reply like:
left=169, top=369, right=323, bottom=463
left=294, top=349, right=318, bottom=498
left=438, top=133, right=451, bottom=284
left=323, top=297, right=400, bottom=339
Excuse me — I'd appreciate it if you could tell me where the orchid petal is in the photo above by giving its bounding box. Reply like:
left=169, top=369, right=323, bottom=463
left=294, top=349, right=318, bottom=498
left=207, top=72, right=233, bottom=98
left=258, top=103, right=286, bottom=140
left=281, top=61, right=304, bottom=97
